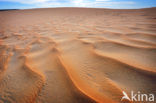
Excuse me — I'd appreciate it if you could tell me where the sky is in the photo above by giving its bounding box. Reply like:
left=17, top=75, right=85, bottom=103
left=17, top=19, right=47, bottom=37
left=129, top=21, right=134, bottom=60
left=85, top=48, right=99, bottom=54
left=0, top=0, right=155, bottom=9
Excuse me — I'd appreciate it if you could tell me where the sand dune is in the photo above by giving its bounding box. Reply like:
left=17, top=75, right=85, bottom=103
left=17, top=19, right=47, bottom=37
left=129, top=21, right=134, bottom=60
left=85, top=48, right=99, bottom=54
left=0, top=8, right=156, bottom=103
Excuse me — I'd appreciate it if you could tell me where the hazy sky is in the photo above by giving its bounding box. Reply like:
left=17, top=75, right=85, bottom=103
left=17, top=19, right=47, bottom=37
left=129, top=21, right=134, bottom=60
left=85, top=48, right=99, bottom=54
left=0, top=0, right=155, bottom=9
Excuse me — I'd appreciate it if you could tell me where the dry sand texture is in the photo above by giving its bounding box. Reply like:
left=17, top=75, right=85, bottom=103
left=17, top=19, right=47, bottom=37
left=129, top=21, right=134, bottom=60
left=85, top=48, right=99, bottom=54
left=0, top=8, right=156, bottom=103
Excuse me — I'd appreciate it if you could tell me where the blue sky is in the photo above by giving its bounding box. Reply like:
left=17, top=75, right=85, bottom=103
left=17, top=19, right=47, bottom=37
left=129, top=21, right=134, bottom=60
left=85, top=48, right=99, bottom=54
left=0, top=0, right=155, bottom=9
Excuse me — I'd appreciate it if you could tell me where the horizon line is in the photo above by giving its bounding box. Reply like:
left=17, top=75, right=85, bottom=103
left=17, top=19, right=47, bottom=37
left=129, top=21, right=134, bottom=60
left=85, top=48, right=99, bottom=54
left=0, top=6, right=156, bottom=11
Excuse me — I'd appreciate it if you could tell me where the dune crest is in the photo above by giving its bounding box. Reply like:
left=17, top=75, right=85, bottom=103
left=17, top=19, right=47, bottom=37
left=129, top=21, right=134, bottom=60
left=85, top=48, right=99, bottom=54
left=0, top=8, right=156, bottom=103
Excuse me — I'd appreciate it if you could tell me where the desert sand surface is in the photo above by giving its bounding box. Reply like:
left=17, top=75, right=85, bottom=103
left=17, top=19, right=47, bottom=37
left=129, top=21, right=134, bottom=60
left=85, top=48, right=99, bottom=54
left=0, top=7, right=156, bottom=103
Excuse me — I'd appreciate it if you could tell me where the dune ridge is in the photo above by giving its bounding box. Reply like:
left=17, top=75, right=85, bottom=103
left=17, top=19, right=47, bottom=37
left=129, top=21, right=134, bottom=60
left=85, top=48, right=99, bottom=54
left=0, top=8, right=156, bottom=103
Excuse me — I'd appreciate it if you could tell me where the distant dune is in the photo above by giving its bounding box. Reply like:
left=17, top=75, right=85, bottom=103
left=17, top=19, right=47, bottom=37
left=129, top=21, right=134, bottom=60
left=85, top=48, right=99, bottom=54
left=0, top=7, right=156, bottom=103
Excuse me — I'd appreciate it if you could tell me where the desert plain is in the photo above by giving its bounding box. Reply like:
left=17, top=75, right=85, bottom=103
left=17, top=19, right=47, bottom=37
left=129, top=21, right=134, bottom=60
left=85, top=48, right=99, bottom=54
left=0, top=7, right=156, bottom=103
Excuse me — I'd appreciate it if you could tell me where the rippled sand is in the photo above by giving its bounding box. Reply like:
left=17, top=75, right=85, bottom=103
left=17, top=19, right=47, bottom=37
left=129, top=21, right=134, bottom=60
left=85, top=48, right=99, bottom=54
left=0, top=8, right=156, bottom=103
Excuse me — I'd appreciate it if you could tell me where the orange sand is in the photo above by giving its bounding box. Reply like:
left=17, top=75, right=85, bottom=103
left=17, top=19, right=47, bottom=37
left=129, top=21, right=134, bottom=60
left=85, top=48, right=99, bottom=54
left=0, top=8, right=156, bottom=103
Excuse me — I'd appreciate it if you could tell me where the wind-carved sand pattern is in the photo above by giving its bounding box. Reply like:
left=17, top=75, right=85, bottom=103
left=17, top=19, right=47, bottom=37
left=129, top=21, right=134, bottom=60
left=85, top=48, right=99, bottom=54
left=0, top=8, right=156, bottom=103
